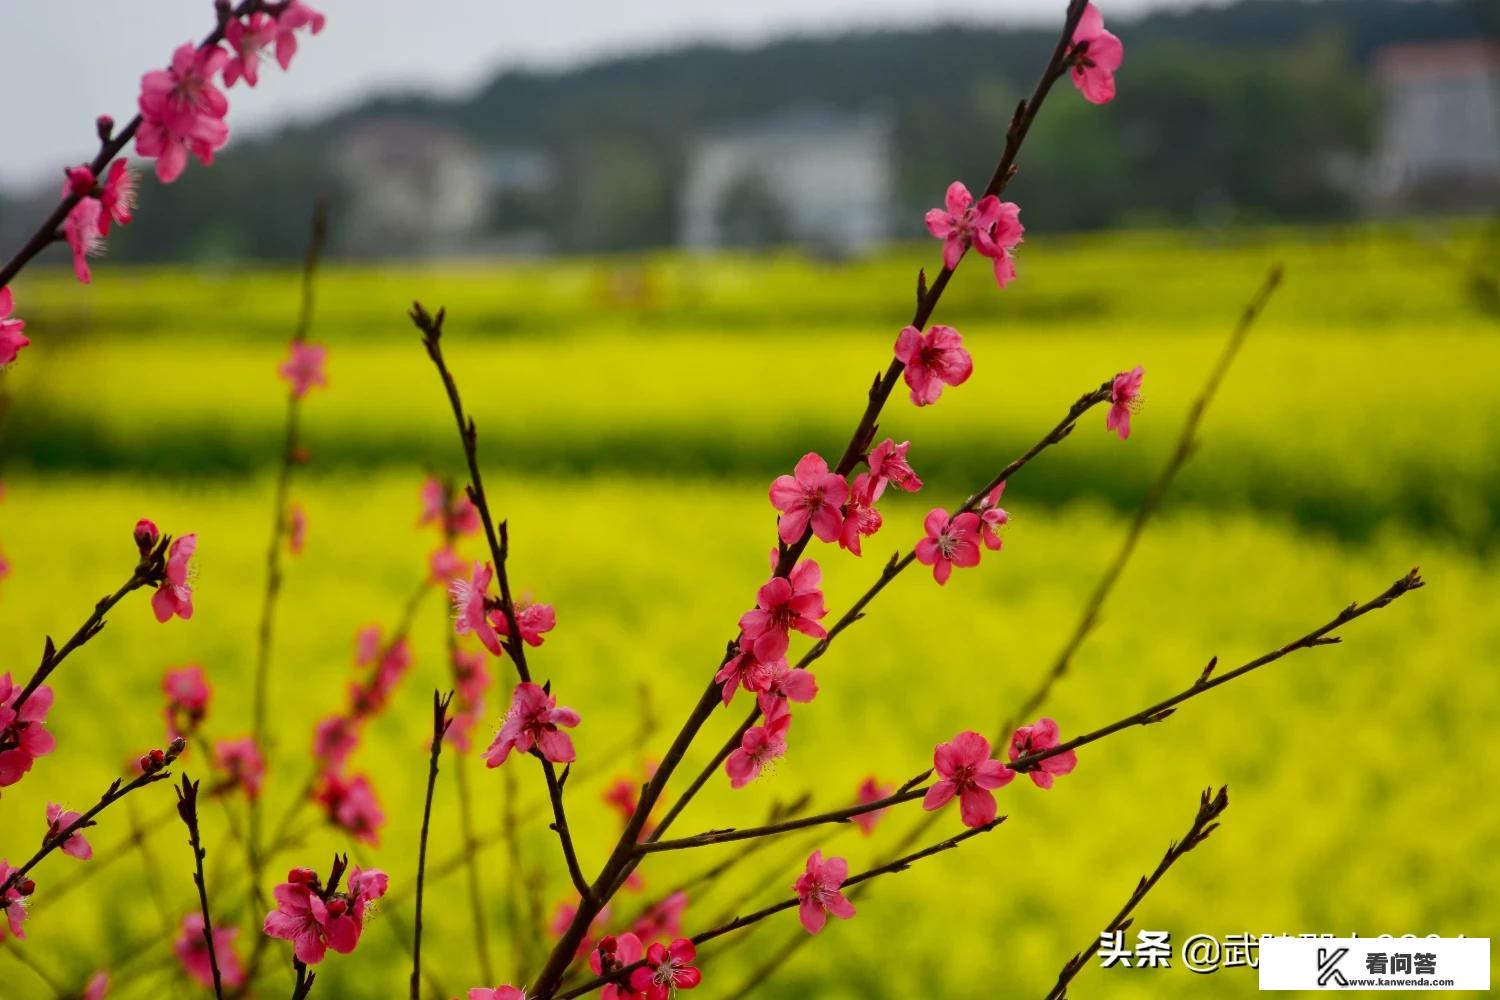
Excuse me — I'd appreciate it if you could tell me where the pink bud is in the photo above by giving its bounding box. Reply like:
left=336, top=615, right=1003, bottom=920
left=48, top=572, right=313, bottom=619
left=134, top=518, right=159, bottom=554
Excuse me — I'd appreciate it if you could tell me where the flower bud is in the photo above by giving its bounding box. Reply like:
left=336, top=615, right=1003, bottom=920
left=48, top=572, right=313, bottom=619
left=16, top=877, right=35, bottom=896
left=288, top=867, right=317, bottom=885
left=326, top=898, right=347, bottom=917
left=96, top=115, right=114, bottom=143
left=134, top=518, right=159, bottom=556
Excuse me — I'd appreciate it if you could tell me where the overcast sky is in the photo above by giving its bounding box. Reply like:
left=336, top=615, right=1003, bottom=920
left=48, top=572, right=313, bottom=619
left=0, top=0, right=1214, bottom=187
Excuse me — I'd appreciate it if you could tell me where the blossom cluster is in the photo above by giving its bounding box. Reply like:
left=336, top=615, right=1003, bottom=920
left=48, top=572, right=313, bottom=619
left=0, top=1, right=325, bottom=370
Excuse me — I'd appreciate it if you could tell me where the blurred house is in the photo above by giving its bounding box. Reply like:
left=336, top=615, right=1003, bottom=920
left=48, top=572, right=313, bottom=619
left=680, top=108, right=894, bottom=255
left=331, top=119, right=491, bottom=257
left=1368, top=40, right=1500, bottom=211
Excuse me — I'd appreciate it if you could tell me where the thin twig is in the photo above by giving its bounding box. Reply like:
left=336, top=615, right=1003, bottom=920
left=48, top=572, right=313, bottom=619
left=11, top=553, right=159, bottom=714
left=411, top=302, right=592, bottom=906
left=176, top=775, right=227, bottom=1000
left=0, top=739, right=184, bottom=897
left=1009, top=569, right=1424, bottom=774
left=1003, top=265, right=1284, bottom=736
left=556, top=819, right=1006, bottom=1000
left=409, top=303, right=532, bottom=683
left=638, top=773, right=930, bottom=855
left=248, top=200, right=329, bottom=908
left=412, top=692, right=455, bottom=1000
left=1046, top=786, right=1230, bottom=1000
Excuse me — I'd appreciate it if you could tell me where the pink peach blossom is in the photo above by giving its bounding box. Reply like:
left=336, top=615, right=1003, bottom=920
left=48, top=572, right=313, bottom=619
left=852, top=776, right=895, bottom=836
left=977, top=482, right=1010, bottom=551
left=737, top=559, right=827, bottom=664
left=467, top=988, right=526, bottom=1000
left=452, top=561, right=503, bottom=656
left=46, top=803, right=92, bottom=860
left=354, top=625, right=382, bottom=667
left=223, top=13, right=278, bottom=87
left=914, top=508, right=982, bottom=585
left=83, top=971, right=109, bottom=1000
left=135, top=43, right=231, bottom=183
left=1070, top=3, right=1125, bottom=105
left=99, top=160, right=136, bottom=235
left=725, top=699, right=791, bottom=788
left=420, top=477, right=482, bottom=535
left=151, top=533, right=197, bottom=622
left=754, top=660, right=818, bottom=715
left=314, top=774, right=384, bottom=845
left=867, top=438, right=922, bottom=493
left=925, top=181, right=1004, bottom=270
left=492, top=599, right=556, bottom=648
left=769, top=452, right=848, bottom=545
left=215, top=737, right=266, bottom=799
left=62, top=196, right=104, bottom=284
left=174, top=911, right=245, bottom=987
left=0, top=674, right=56, bottom=787
left=0, top=860, right=30, bottom=940
left=1106, top=365, right=1144, bottom=440
left=837, top=472, right=884, bottom=556
left=922, top=730, right=1014, bottom=828
left=630, top=939, right=702, bottom=1000
left=274, top=2, right=327, bottom=72
left=794, top=850, right=856, bottom=934
left=1008, top=717, right=1078, bottom=789
left=714, top=637, right=765, bottom=706
left=162, top=664, right=210, bottom=736
left=312, top=715, right=360, bottom=773
left=288, top=503, right=307, bottom=555
left=263, top=863, right=386, bottom=965
left=590, top=932, right=644, bottom=1000
left=278, top=341, right=327, bottom=398
left=430, top=545, right=465, bottom=584
left=483, top=682, right=581, bottom=766
left=973, top=199, right=1025, bottom=288
left=894, top=325, right=972, bottom=406
left=0, top=288, right=28, bottom=366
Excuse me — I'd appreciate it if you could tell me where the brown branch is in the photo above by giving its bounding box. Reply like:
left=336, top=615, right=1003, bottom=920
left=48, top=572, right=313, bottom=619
left=647, top=376, right=1116, bottom=845
left=1046, top=787, right=1230, bottom=1000
left=412, top=692, right=455, bottom=1000
left=556, top=819, right=1006, bottom=1000
left=175, top=775, right=227, bottom=1000
left=11, top=548, right=161, bottom=714
left=527, top=7, right=1098, bottom=993
left=1002, top=265, right=1283, bottom=736
left=1008, top=569, right=1424, bottom=775
left=638, top=772, right=931, bottom=855
left=0, top=739, right=184, bottom=898
left=719, top=567, right=1420, bottom=999
left=0, top=0, right=270, bottom=289
left=409, top=302, right=532, bottom=683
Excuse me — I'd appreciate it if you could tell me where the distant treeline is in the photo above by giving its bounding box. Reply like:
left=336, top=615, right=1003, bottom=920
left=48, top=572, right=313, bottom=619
left=1, top=0, right=1491, bottom=261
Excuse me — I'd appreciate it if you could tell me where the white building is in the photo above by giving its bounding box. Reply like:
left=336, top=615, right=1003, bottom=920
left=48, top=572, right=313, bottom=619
left=1369, top=40, right=1500, bottom=209
left=331, top=118, right=491, bottom=257
left=680, top=108, right=894, bottom=254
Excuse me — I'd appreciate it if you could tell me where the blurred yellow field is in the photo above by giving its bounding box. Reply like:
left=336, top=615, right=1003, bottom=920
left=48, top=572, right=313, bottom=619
left=0, top=223, right=1495, bottom=997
